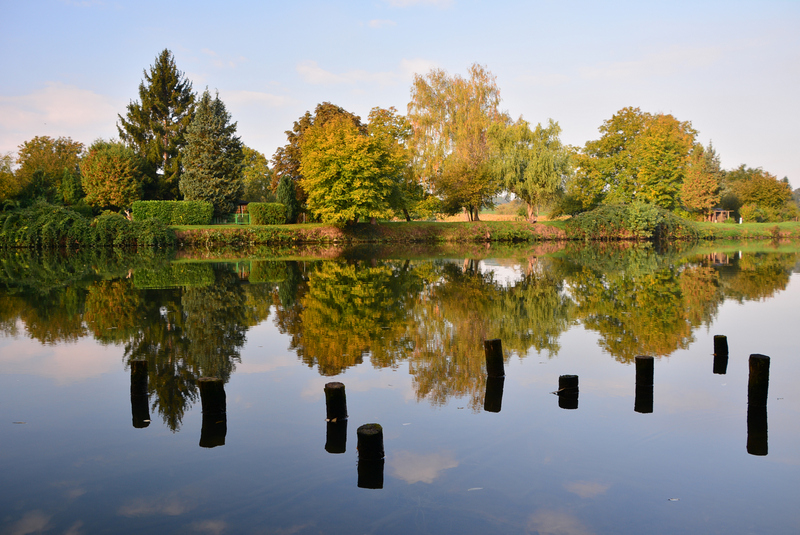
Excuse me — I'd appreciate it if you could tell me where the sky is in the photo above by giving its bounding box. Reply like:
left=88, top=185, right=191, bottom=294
left=1, top=0, right=798, bottom=185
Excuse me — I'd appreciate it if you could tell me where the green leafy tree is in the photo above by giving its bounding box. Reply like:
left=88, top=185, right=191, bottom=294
left=299, top=114, right=395, bottom=225
left=271, top=102, right=364, bottom=215
left=80, top=140, right=145, bottom=210
left=680, top=142, right=722, bottom=220
left=491, top=118, right=571, bottom=222
left=721, top=165, right=795, bottom=221
left=0, top=152, right=20, bottom=205
left=276, top=174, right=299, bottom=223
left=15, top=136, right=85, bottom=204
left=408, top=64, right=508, bottom=220
left=179, top=90, right=244, bottom=216
left=367, top=106, right=420, bottom=220
left=569, top=107, right=696, bottom=210
left=117, top=49, right=195, bottom=200
left=241, top=145, right=274, bottom=202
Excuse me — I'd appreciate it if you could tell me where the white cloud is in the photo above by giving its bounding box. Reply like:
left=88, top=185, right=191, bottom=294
left=0, top=82, right=120, bottom=152
left=201, top=48, right=247, bottom=69
left=581, top=45, right=722, bottom=82
left=389, top=450, right=459, bottom=483
left=400, top=58, right=439, bottom=79
left=564, top=480, right=610, bottom=498
left=369, top=19, right=397, bottom=28
left=527, top=509, right=594, bottom=535
left=7, top=510, right=52, bottom=535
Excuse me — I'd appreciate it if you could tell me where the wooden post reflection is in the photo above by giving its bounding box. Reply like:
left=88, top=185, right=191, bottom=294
left=325, top=420, right=347, bottom=454
left=635, top=356, right=654, bottom=414
left=484, top=376, right=505, bottom=413
left=558, top=375, right=579, bottom=410
left=357, top=423, right=384, bottom=489
left=747, top=354, right=770, bottom=456
left=324, top=382, right=348, bottom=453
left=198, top=377, right=227, bottom=448
left=130, top=360, right=150, bottom=429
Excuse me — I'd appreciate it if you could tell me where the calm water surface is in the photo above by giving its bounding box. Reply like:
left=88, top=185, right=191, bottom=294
left=1, top=243, right=799, bottom=534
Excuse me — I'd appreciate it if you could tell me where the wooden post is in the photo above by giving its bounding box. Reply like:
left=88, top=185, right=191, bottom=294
left=748, top=354, right=770, bottom=407
left=713, top=335, right=728, bottom=356
left=325, top=420, right=347, bottom=454
left=130, top=360, right=150, bottom=429
left=484, top=339, right=505, bottom=378
left=484, top=377, right=505, bottom=413
left=635, top=356, right=654, bottom=414
left=198, top=378, right=227, bottom=448
left=747, top=404, right=768, bottom=456
left=324, top=382, right=348, bottom=422
left=713, top=354, right=729, bottom=375
left=357, top=423, right=385, bottom=489
left=558, top=375, right=579, bottom=410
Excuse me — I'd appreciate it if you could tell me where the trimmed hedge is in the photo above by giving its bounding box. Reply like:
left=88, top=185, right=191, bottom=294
left=0, top=202, right=175, bottom=249
left=249, top=202, right=286, bottom=225
left=131, top=200, right=213, bottom=225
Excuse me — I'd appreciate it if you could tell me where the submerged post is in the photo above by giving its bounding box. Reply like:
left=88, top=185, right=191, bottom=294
left=130, top=360, right=150, bottom=429
left=635, top=356, right=654, bottom=414
left=713, top=335, right=729, bottom=375
left=324, top=382, right=348, bottom=422
left=484, top=376, right=505, bottom=413
left=558, top=375, right=579, bottom=410
left=747, top=354, right=770, bottom=456
left=198, top=377, right=227, bottom=448
left=357, top=423, right=385, bottom=489
left=484, top=339, right=505, bottom=378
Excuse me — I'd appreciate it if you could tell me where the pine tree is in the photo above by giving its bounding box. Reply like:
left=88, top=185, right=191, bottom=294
left=179, top=90, right=244, bottom=216
left=117, top=49, right=195, bottom=200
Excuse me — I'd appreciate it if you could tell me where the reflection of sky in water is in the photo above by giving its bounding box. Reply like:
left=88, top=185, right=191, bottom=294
left=1, top=253, right=799, bottom=534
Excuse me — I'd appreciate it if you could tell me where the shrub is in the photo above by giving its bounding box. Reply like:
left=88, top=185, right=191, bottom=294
left=565, top=203, right=698, bottom=241
left=249, top=202, right=287, bottom=225
left=131, top=200, right=213, bottom=225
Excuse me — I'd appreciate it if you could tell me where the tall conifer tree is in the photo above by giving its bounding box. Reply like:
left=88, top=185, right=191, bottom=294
left=117, top=49, right=195, bottom=200
left=180, top=90, right=244, bottom=216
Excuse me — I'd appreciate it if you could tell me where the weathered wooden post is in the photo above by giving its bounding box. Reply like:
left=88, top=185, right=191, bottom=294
left=198, top=377, right=227, bottom=448
left=558, top=375, right=579, bottom=410
left=130, top=360, right=150, bottom=429
left=484, top=376, right=505, bottom=413
left=747, top=354, right=770, bottom=456
left=357, top=423, right=384, bottom=489
left=484, top=339, right=504, bottom=378
left=324, top=382, right=348, bottom=421
left=634, top=356, right=654, bottom=414
left=713, top=335, right=729, bottom=375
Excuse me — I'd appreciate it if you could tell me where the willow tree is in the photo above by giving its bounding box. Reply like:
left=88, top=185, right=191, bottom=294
left=408, top=64, right=507, bottom=220
left=118, top=49, right=195, bottom=200
left=492, top=118, right=571, bottom=222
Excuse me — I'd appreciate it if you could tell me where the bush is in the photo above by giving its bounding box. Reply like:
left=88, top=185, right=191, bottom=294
left=249, top=202, right=287, bottom=225
left=131, top=200, right=213, bottom=225
left=0, top=202, right=175, bottom=249
left=565, top=203, right=699, bottom=241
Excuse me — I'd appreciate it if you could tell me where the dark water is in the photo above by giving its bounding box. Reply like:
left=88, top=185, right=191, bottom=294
left=1, top=243, right=799, bottom=534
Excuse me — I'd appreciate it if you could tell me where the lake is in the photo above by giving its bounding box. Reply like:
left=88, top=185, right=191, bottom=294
left=1, top=242, right=799, bottom=534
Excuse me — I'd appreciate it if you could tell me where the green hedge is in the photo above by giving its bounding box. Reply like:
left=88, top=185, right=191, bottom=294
left=249, top=202, right=286, bottom=225
left=131, top=200, right=213, bottom=225
left=0, top=202, right=175, bottom=249
left=565, top=203, right=699, bottom=241
left=134, top=263, right=214, bottom=289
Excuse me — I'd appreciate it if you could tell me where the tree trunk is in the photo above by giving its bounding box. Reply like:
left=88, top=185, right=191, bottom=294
left=403, top=208, right=411, bottom=222
left=526, top=203, right=537, bottom=223
left=472, top=206, right=480, bottom=221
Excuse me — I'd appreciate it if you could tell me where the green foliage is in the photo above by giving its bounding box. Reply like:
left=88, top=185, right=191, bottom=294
left=131, top=200, right=213, bottom=225
left=408, top=64, right=508, bottom=220
left=569, top=107, right=696, bottom=211
left=249, top=202, right=287, bottom=225
left=0, top=152, right=20, bottom=203
left=134, top=263, right=214, bottom=289
left=15, top=136, right=85, bottom=205
left=491, top=118, right=571, bottom=221
left=117, top=49, right=195, bottom=200
left=565, top=203, right=699, bottom=241
left=276, top=174, right=300, bottom=223
left=80, top=140, right=145, bottom=210
left=300, top=114, right=396, bottom=225
left=241, top=145, right=274, bottom=202
left=721, top=165, right=795, bottom=221
left=0, top=202, right=175, bottom=249
left=680, top=142, right=721, bottom=219
left=180, top=90, right=244, bottom=216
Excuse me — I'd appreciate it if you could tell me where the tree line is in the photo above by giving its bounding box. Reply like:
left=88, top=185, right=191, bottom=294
left=1, top=49, right=797, bottom=223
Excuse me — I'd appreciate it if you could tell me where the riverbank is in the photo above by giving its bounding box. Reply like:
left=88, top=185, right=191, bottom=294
left=172, top=220, right=800, bottom=247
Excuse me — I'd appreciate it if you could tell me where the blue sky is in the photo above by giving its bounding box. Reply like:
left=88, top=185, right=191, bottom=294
left=1, top=0, right=798, bottom=184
